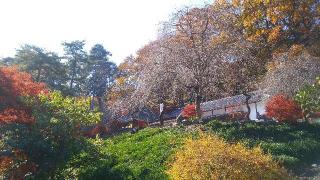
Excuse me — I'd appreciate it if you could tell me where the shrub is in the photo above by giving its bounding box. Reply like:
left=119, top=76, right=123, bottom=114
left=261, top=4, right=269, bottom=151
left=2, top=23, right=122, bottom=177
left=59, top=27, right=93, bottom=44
left=227, top=111, right=247, bottom=121
left=167, top=134, right=290, bottom=180
left=0, top=91, right=100, bottom=178
left=266, top=94, right=303, bottom=122
left=86, top=123, right=108, bottom=137
left=132, top=119, right=148, bottom=129
left=294, top=76, right=320, bottom=118
left=107, top=120, right=128, bottom=132
left=182, top=104, right=196, bottom=119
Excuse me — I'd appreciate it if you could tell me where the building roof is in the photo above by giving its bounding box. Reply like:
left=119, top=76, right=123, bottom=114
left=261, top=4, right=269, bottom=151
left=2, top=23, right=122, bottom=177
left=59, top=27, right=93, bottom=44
left=201, top=91, right=269, bottom=112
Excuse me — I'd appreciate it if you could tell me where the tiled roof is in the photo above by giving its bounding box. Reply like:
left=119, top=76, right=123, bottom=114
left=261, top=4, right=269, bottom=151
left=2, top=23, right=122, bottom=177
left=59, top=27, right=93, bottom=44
left=201, top=91, right=269, bottom=111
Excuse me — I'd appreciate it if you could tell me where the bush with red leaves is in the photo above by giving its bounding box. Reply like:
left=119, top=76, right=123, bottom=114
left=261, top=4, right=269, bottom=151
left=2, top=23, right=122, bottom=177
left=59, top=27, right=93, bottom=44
left=266, top=94, right=303, bottom=122
left=107, top=120, right=129, bottom=132
left=132, top=119, right=148, bottom=129
left=182, top=104, right=196, bottom=119
left=0, top=66, right=47, bottom=124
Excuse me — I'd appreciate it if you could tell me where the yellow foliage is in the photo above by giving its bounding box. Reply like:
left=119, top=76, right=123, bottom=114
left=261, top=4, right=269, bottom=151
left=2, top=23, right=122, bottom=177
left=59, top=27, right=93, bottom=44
left=167, top=134, right=290, bottom=180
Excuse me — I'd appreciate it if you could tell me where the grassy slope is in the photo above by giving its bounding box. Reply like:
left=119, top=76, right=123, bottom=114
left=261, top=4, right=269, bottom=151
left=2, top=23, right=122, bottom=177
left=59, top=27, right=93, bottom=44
left=55, top=121, right=320, bottom=179
left=205, top=120, right=320, bottom=175
left=55, top=128, right=187, bottom=180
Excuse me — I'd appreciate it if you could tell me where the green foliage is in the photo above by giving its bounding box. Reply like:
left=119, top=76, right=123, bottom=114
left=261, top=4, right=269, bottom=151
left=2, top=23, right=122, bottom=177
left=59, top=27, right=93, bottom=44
left=14, top=44, right=69, bottom=94
left=36, top=91, right=100, bottom=126
left=205, top=120, right=320, bottom=174
left=55, top=128, right=187, bottom=180
left=294, top=76, right=320, bottom=118
left=0, top=91, right=100, bottom=178
left=62, top=40, right=89, bottom=96
left=54, top=138, right=122, bottom=180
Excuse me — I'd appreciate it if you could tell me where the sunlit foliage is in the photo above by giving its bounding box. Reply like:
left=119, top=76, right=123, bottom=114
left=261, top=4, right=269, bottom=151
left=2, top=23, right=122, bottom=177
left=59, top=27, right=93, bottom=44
left=167, top=133, right=289, bottom=180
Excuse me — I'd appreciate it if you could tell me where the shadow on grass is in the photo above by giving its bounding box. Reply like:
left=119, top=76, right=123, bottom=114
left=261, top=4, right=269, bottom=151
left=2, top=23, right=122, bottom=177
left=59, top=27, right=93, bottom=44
left=205, top=120, right=320, bottom=175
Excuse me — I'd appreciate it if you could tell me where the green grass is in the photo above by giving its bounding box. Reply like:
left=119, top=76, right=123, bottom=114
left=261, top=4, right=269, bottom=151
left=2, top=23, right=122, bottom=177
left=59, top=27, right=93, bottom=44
left=205, top=120, right=320, bottom=174
left=54, top=121, right=320, bottom=179
left=54, top=128, right=187, bottom=180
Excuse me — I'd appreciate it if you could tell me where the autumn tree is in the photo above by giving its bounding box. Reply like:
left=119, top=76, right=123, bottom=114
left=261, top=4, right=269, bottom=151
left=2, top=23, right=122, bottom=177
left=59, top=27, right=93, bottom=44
left=236, top=0, right=320, bottom=69
left=239, top=0, right=320, bottom=50
left=262, top=45, right=320, bottom=97
left=134, top=2, right=254, bottom=118
left=87, top=44, right=118, bottom=122
left=0, top=67, right=100, bottom=177
left=0, top=66, right=47, bottom=124
left=109, top=55, right=148, bottom=119
left=62, top=40, right=89, bottom=95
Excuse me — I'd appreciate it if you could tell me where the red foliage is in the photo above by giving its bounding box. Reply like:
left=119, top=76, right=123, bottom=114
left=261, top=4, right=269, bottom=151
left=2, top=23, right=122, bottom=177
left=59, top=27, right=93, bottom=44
left=0, top=150, right=37, bottom=179
left=228, top=111, right=247, bottom=121
left=0, top=156, right=12, bottom=175
left=266, top=94, right=303, bottom=122
left=86, top=123, right=108, bottom=137
left=0, top=67, right=47, bottom=124
left=132, top=119, right=148, bottom=129
left=107, top=120, right=129, bottom=131
left=182, top=104, right=196, bottom=118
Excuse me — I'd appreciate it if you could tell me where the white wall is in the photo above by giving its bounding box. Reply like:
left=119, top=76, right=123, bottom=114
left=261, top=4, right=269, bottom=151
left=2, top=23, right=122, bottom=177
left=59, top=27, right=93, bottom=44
left=201, top=100, right=267, bottom=120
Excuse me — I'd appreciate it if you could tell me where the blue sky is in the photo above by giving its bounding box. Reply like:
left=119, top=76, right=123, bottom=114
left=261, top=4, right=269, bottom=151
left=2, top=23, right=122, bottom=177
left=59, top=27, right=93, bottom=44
left=0, top=0, right=211, bottom=64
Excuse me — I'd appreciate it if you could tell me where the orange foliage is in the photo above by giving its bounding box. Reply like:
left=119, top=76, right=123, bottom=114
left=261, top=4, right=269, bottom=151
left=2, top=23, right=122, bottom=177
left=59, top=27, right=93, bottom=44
left=0, top=156, right=13, bottom=175
left=86, top=123, right=108, bottom=137
left=0, top=66, right=47, bottom=124
left=0, top=150, right=37, bottom=179
left=182, top=104, right=196, bottom=119
left=266, top=94, right=303, bottom=122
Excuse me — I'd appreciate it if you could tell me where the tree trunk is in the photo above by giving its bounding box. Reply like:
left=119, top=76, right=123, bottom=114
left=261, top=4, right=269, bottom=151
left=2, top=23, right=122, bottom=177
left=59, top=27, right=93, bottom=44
left=70, top=60, right=77, bottom=90
left=244, top=93, right=251, bottom=120
left=97, top=96, right=108, bottom=123
left=159, top=111, right=164, bottom=126
left=195, top=94, right=202, bottom=119
left=178, top=93, right=184, bottom=107
left=36, top=68, right=41, bottom=82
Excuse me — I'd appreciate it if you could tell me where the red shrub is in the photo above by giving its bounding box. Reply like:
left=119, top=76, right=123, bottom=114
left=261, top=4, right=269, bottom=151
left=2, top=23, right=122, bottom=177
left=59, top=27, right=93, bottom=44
left=182, top=104, right=196, bottom=119
left=228, top=111, right=247, bottom=121
left=107, top=120, right=128, bottom=132
left=132, top=119, right=148, bottom=129
left=84, top=123, right=107, bottom=137
left=0, top=66, right=47, bottom=124
left=266, top=94, right=303, bottom=122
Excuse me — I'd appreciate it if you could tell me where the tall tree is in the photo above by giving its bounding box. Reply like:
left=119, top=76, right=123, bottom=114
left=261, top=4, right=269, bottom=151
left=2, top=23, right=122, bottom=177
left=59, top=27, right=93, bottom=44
left=62, top=40, right=89, bottom=95
left=158, top=2, right=253, bottom=118
left=0, top=57, right=15, bottom=66
left=262, top=45, right=320, bottom=97
left=14, top=45, right=68, bottom=93
left=87, top=44, right=117, bottom=123
left=239, top=0, right=320, bottom=53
